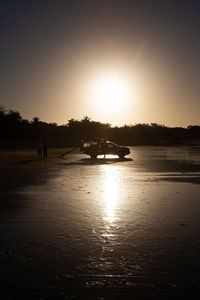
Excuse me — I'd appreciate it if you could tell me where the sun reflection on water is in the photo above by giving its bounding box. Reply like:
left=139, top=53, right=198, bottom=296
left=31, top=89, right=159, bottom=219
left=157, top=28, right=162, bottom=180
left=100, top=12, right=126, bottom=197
left=102, top=165, right=119, bottom=223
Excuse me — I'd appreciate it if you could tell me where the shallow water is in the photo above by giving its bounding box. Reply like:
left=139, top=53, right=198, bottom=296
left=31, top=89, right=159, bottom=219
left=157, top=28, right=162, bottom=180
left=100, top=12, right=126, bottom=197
left=1, top=146, right=200, bottom=299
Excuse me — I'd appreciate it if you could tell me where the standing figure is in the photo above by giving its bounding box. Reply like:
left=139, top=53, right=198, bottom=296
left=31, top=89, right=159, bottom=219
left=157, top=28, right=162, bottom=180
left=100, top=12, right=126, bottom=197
left=37, top=142, right=42, bottom=160
left=43, top=143, right=48, bottom=159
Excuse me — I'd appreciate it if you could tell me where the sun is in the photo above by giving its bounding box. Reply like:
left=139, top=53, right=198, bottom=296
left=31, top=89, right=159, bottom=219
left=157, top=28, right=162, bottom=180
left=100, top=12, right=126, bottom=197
left=96, top=76, right=126, bottom=103
left=90, top=73, right=130, bottom=113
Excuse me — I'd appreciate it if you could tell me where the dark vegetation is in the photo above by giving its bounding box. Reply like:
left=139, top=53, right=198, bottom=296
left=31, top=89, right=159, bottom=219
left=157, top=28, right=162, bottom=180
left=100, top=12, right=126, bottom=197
left=0, top=106, right=200, bottom=148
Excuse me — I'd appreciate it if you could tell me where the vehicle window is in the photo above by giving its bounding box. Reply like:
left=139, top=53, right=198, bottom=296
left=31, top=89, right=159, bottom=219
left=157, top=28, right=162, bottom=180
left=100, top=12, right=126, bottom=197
left=107, top=143, right=114, bottom=148
left=83, top=143, right=90, bottom=148
left=83, top=142, right=97, bottom=148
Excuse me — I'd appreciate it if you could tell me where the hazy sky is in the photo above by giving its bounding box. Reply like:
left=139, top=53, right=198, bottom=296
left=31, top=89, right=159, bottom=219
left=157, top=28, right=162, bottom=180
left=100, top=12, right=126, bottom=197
left=1, top=0, right=200, bottom=126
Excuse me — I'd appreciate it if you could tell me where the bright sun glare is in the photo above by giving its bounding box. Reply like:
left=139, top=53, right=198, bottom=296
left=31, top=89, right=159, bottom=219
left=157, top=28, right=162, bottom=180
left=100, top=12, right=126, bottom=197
left=90, top=73, right=131, bottom=114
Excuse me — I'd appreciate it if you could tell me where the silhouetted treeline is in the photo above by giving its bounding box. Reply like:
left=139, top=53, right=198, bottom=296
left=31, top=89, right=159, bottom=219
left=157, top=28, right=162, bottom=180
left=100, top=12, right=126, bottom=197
left=0, top=107, right=200, bottom=148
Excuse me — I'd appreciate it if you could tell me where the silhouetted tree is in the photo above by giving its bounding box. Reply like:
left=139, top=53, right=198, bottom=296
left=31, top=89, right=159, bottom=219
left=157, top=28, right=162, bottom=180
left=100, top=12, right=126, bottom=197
left=1, top=107, right=200, bottom=148
left=8, top=110, right=22, bottom=122
left=32, top=117, right=39, bottom=124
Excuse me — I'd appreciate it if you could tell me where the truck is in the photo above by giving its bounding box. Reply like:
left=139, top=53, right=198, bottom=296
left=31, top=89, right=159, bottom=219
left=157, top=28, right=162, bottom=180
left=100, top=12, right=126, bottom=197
left=80, top=139, right=130, bottom=159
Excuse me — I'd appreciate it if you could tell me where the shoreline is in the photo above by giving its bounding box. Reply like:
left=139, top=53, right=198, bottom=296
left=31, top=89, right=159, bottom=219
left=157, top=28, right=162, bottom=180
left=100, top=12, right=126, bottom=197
left=1, top=146, right=200, bottom=191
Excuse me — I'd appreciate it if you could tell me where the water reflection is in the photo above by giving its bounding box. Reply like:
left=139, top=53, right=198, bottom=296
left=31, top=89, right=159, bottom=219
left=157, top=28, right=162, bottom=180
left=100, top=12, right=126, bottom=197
left=102, top=165, right=119, bottom=223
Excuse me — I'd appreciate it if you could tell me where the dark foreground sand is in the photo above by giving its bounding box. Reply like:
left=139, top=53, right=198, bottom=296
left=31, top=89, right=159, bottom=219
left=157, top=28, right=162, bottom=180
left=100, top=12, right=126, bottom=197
left=1, top=146, right=200, bottom=299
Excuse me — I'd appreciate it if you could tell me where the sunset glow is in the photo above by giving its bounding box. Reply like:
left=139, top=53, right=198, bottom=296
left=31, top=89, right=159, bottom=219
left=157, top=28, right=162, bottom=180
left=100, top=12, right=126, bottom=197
left=90, top=73, right=131, bottom=117
left=1, top=1, right=200, bottom=126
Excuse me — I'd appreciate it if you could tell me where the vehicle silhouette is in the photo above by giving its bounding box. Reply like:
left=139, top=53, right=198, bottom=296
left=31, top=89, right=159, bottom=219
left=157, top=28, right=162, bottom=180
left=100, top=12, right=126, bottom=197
left=80, top=139, right=130, bottom=159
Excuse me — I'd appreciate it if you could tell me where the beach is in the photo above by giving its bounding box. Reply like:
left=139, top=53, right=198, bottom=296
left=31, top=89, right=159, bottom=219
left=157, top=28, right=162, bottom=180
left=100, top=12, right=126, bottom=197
left=1, top=146, right=200, bottom=299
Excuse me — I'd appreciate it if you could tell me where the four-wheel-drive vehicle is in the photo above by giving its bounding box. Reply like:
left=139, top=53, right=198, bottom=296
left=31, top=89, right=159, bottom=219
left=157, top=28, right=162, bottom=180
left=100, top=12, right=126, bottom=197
left=80, top=139, right=130, bottom=159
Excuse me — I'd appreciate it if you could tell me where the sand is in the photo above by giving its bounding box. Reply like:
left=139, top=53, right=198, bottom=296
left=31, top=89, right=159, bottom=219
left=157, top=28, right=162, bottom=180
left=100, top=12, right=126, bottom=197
left=1, top=146, right=200, bottom=299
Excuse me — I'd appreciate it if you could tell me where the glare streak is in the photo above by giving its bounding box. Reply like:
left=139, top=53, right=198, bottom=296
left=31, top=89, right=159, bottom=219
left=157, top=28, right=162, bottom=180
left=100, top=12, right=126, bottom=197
left=103, top=166, right=119, bottom=223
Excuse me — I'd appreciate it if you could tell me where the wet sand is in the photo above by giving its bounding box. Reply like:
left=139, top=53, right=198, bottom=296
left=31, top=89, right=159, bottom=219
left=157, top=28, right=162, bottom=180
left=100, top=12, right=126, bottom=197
left=1, top=146, right=200, bottom=299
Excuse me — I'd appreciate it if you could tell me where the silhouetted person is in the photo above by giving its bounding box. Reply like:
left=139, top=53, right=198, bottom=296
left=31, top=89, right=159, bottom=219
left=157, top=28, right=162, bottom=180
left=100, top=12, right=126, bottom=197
left=37, top=142, right=42, bottom=160
left=102, top=140, right=106, bottom=158
left=43, top=143, right=48, bottom=159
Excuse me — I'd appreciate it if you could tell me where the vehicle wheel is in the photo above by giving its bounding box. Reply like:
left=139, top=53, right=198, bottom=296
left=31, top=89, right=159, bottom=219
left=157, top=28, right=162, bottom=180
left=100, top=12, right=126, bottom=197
left=90, top=153, right=97, bottom=159
left=119, top=153, right=125, bottom=159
